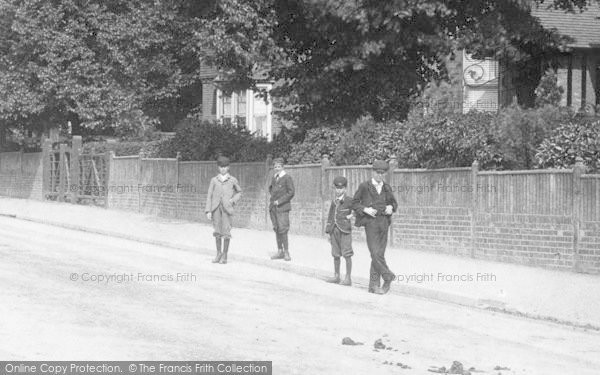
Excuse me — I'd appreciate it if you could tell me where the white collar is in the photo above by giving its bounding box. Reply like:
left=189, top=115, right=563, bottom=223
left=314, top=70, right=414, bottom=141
left=336, top=194, right=345, bottom=201
left=218, top=173, right=230, bottom=182
left=276, top=170, right=286, bottom=178
left=371, top=178, right=383, bottom=186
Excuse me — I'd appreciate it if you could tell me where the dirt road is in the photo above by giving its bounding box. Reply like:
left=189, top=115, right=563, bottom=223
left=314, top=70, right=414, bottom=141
left=1, top=217, right=599, bottom=374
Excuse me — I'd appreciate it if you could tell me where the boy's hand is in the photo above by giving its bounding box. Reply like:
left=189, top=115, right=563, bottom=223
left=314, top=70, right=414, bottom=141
left=206, top=212, right=212, bottom=220
left=363, top=207, right=377, bottom=217
left=346, top=214, right=353, bottom=219
left=385, top=205, right=393, bottom=215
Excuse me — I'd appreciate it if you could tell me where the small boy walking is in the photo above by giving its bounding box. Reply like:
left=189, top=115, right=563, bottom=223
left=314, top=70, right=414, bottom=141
left=205, top=156, right=242, bottom=264
left=325, top=176, right=354, bottom=286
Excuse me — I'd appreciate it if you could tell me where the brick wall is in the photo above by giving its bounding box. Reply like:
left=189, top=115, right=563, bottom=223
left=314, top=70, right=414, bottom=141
left=474, top=214, right=574, bottom=270
left=393, top=207, right=472, bottom=257
left=95, top=155, right=600, bottom=274
left=580, top=222, right=600, bottom=272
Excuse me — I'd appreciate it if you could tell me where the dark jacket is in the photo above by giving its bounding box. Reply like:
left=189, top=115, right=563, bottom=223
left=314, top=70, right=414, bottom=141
left=269, top=173, right=295, bottom=212
left=325, top=194, right=354, bottom=234
left=352, top=180, right=398, bottom=227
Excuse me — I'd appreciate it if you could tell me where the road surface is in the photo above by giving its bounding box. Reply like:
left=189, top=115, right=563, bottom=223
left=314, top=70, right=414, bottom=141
left=1, top=217, right=599, bottom=374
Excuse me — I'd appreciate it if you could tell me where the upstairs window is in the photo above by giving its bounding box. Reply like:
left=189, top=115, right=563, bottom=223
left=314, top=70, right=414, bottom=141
left=216, top=84, right=273, bottom=140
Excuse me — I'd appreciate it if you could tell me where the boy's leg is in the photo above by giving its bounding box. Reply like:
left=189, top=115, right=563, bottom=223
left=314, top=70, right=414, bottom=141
left=220, top=238, right=230, bottom=264
left=220, top=212, right=232, bottom=264
left=326, top=257, right=341, bottom=283
left=279, top=211, right=291, bottom=261
left=341, top=256, right=352, bottom=286
left=212, top=236, right=222, bottom=263
left=270, top=207, right=285, bottom=259
left=340, top=232, right=353, bottom=286
left=281, top=231, right=291, bottom=261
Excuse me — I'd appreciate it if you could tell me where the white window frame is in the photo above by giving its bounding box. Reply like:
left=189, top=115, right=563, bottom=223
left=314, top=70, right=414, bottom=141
left=216, top=84, right=273, bottom=141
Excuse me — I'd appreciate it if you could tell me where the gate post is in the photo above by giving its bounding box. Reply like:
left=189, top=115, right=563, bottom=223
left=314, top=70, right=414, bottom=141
left=264, top=154, right=272, bottom=230
left=57, top=143, right=66, bottom=202
left=471, top=160, right=480, bottom=258
left=572, top=157, right=585, bottom=272
left=70, top=136, right=82, bottom=203
left=387, top=155, right=398, bottom=246
left=104, top=151, right=112, bottom=208
left=42, top=139, right=52, bottom=200
left=320, top=154, right=331, bottom=236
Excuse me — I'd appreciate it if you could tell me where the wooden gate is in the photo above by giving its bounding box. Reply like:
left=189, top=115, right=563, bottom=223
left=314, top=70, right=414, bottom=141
left=44, top=136, right=110, bottom=206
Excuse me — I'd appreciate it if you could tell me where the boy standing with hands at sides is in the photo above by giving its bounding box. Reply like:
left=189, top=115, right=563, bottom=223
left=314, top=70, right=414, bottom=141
left=269, top=157, right=295, bottom=261
left=325, top=176, right=354, bottom=286
left=205, top=156, right=242, bottom=264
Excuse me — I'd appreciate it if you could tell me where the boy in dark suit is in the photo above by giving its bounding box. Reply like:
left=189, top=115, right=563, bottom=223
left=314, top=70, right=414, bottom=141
left=269, top=157, right=295, bottom=261
left=352, top=160, right=398, bottom=294
left=325, top=176, right=354, bottom=286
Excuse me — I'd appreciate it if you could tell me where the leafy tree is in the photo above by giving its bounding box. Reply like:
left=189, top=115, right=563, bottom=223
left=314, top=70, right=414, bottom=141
left=535, top=71, right=565, bottom=107
left=493, top=104, right=573, bottom=169
left=0, top=0, right=206, bottom=136
left=197, top=0, right=594, bottom=128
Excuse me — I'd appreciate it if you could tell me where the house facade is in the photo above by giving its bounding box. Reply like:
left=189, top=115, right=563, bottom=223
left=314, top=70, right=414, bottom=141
left=199, top=63, right=281, bottom=141
left=463, top=3, right=600, bottom=113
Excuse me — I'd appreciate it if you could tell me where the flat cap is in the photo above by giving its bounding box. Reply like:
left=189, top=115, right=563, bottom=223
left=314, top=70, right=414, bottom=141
left=217, top=156, right=230, bottom=167
left=273, top=157, right=285, bottom=165
left=372, top=159, right=389, bottom=171
left=333, top=176, right=347, bottom=188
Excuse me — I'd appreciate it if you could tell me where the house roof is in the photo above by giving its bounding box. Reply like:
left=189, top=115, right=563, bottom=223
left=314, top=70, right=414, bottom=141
left=531, top=3, right=600, bottom=48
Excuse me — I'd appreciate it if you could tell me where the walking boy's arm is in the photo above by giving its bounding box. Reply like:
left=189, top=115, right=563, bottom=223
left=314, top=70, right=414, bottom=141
left=388, top=186, right=398, bottom=212
left=352, top=183, right=367, bottom=213
left=325, top=201, right=335, bottom=233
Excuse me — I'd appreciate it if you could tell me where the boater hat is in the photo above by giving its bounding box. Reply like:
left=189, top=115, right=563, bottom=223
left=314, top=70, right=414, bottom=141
left=372, top=159, right=389, bottom=172
left=333, top=176, right=348, bottom=188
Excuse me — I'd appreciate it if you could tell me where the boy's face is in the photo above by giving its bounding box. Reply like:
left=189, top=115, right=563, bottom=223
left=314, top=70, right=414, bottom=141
left=372, top=170, right=386, bottom=183
left=274, top=163, right=284, bottom=174
left=334, top=186, right=346, bottom=196
left=218, top=166, right=229, bottom=175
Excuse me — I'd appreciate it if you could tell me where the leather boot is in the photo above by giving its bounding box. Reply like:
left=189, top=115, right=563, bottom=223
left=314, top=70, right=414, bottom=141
left=326, top=258, right=341, bottom=283
left=381, top=274, right=396, bottom=293
left=340, top=257, right=352, bottom=286
left=220, top=238, right=230, bottom=264
left=271, top=233, right=285, bottom=260
left=212, top=237, right=222, bottom=263
left=340, top=274, right=352, bottom=286
left=282, top=233, right=291, bottom=261
left=326, top=274, right=340, bottom=283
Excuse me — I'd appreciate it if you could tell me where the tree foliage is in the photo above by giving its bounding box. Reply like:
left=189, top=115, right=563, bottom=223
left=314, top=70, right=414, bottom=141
left=0, top=0, right=206, bottom=135
left=535, top=120, right=600, bottom=172
left=198, top=0, right=595, bottom=127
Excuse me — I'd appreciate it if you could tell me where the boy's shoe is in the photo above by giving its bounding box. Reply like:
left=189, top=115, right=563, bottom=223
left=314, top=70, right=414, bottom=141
left=283, top=250, right=291, bottom=261
left=212, top=251, right=222, bottom=263
left=340, top=275, right=352, bottom=286
left=368, top=287, right=385, bottom=295
left=271, top=250, right=285, bottom=260
left=326, top=274, right=341, bottom=283
left=381, top=275, right=396, bottom=293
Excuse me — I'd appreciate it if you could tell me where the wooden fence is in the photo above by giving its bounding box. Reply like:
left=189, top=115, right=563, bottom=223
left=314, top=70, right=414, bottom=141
left=1, top=146, right=599, bottom=274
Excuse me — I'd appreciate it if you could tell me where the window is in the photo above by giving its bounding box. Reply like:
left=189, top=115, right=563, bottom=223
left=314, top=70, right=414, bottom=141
left=216, top=84, right=273, bottom=140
